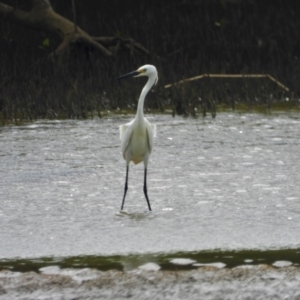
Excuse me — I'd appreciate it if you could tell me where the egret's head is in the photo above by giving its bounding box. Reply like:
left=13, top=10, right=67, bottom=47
left=116, top=64, right=158, bottom=85
left=137, top=65, right=158, bottom=85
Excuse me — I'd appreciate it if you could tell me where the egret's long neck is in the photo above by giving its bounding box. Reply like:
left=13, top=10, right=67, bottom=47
left=136, top=74, right=156, bottom=121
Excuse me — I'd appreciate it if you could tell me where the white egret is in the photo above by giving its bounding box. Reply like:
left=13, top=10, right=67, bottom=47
left=116, top=64, right=158, bottom=211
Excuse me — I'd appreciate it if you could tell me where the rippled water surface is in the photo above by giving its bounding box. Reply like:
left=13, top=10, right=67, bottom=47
left=1, top=112, right=300, bottom=259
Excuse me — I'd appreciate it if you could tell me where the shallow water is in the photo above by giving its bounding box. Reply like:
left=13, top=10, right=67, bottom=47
left=1, top=112, right=300, bottom=260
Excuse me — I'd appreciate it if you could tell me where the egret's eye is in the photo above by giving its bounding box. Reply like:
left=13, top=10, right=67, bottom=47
left=141, top=68, right=147, bottom=73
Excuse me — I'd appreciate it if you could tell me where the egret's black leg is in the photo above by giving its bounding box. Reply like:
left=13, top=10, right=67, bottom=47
left=143, top=168, right=152, bottom=211
left=121, top=166, right=129, bottom=210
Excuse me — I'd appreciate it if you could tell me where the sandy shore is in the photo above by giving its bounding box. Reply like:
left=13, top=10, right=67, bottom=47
left=1, top=264, right=300, bottom=299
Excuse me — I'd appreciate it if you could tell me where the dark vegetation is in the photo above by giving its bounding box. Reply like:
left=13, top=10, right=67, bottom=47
left=0, top=0, right=299, bottom=124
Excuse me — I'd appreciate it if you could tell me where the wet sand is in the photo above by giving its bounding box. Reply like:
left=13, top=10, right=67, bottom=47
left=1, top=264, right=300, bottom=299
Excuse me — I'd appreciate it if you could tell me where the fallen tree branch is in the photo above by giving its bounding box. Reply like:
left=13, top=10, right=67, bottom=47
left=93, top=36, right=150, bottom=55
left=164, top=73, right=290, bottom=92
left=0, top=0, right=149, bottom=59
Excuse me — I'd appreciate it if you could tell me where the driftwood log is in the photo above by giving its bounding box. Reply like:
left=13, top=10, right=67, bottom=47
left=0, top=0, right=149, bottom=59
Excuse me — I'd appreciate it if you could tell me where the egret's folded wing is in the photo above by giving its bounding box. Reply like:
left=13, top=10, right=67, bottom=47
left=120, top=123, right=133, bottom=159
left=119, top=124, right=127, bottom=140
left=120, top=120, right=134, bottom=139
left=145, top=119, right=156, bottom=154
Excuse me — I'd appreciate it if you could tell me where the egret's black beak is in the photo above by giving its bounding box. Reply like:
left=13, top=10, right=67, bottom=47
left=116, top=70, right=140, bottom=81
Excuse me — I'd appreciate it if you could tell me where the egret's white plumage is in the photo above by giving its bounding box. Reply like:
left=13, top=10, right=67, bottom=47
left=120, top=117, right=156, bottom=164
left=116, top=64, right=158, bottom=211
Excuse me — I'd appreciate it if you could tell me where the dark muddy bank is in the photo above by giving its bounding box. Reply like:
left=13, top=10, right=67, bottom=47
left=1, top=265, right=300, bottom=300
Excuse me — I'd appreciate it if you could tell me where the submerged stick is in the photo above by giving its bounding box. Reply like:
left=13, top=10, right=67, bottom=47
left=164, top=73, right=290, bottom=92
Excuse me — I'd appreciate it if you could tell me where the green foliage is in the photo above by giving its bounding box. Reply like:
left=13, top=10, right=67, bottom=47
left=42, top=38, right=50, bottom=47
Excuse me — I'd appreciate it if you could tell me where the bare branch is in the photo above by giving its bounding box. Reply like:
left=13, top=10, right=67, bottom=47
left=29, top=0, right=52, bottom=10
left=0, top=0, right=149, bottom=59
left=93, top=36, right=150, bottom=54
left=71, top=0, right=78, bottom=33
left=77, top=35, right=113, bottom=56
left=0, top=3, right=31, bottom=26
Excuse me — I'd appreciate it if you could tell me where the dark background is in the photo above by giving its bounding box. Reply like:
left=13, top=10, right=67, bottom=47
left=1, top=0, right=299, bottom=120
